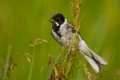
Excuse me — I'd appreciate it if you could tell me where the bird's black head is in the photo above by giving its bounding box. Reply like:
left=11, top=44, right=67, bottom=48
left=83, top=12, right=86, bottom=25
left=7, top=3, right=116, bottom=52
left=50, top=13, right=65, bottom=26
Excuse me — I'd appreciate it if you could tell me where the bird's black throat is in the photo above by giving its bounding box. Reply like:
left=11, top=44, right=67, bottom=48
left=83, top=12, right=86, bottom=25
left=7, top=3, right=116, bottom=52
left=52, top=25, right=61, bottom=37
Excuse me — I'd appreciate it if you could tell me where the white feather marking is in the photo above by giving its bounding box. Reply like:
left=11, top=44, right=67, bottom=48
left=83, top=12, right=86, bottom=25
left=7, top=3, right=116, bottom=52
left=52, top=29, right=64, bottom=45
left=78, top=39, right=108, bottom=73
left=79, top=41, right=100, bottom=72
left=84, top=54, right=99, bottom=73
left=59, top=19, right=67, bottom=36
left=89, top=49, right=108, bottom=65
left=60, top=19, right=67, bottom=29
left=55, top=22, right=59, bottom=26
left=52, top=29, right=60, bottom=40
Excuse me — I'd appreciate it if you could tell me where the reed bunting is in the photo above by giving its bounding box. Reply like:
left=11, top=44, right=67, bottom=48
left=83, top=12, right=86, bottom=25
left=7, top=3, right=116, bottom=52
left=49, top=13, right=108, bottom=73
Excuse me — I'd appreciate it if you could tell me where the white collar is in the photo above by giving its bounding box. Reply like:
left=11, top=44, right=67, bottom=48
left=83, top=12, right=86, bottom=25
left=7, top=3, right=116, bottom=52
left=60, top=19, right=67, bottom=29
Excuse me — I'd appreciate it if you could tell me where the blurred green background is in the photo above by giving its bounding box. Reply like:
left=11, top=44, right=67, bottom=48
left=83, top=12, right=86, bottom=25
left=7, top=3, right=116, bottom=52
left=0, top=0, right=120, bottom=80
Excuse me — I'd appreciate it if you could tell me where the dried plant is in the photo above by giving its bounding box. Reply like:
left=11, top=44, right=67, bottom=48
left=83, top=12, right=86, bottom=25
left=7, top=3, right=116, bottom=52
left=83, top=64, right=92, bottom=80
left=48, top=0, right=84, bottom=80
left=28, top=38, right=48, bottom=46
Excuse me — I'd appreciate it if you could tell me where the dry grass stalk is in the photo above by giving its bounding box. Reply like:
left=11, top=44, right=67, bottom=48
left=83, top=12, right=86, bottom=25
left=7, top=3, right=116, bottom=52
left=83, top=64, right=92, bottom=80
left=49, top=0, right=83, bottom=80
left=73, top=0, right=83, bottom=30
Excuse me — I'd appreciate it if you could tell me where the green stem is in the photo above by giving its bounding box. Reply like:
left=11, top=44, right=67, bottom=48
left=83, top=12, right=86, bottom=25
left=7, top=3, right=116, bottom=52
left=28, top=47, right=35, bottom=80
left=3, top=45, right=11, bottom=80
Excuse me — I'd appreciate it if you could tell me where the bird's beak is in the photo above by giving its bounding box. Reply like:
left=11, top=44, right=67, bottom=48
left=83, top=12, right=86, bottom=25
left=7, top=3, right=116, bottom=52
left=49, top=19, right=53, bottom=22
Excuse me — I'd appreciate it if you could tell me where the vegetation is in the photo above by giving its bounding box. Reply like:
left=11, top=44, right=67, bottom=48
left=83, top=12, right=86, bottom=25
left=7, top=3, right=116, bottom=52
left=0, top=0, right=120, bottom=80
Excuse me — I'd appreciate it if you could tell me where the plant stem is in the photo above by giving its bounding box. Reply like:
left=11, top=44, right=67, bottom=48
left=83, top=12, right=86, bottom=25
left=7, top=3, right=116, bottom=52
left=49, top=0, right=83, bottom=79
left=3, top=45, right=11, bottom=80
left=28, top=47, right=35, bottom=80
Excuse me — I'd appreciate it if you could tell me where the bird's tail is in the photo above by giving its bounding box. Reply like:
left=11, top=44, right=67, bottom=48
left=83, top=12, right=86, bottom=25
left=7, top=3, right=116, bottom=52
left=85, top=50, right=108, bottom=73
left=80, top=49, right=108, bottom=73
left=78, top=40, right=108, bottom=73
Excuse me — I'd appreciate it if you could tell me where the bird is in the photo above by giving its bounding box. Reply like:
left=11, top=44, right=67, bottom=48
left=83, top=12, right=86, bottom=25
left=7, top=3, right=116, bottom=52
left=49, top=13, right=108, bottom=73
